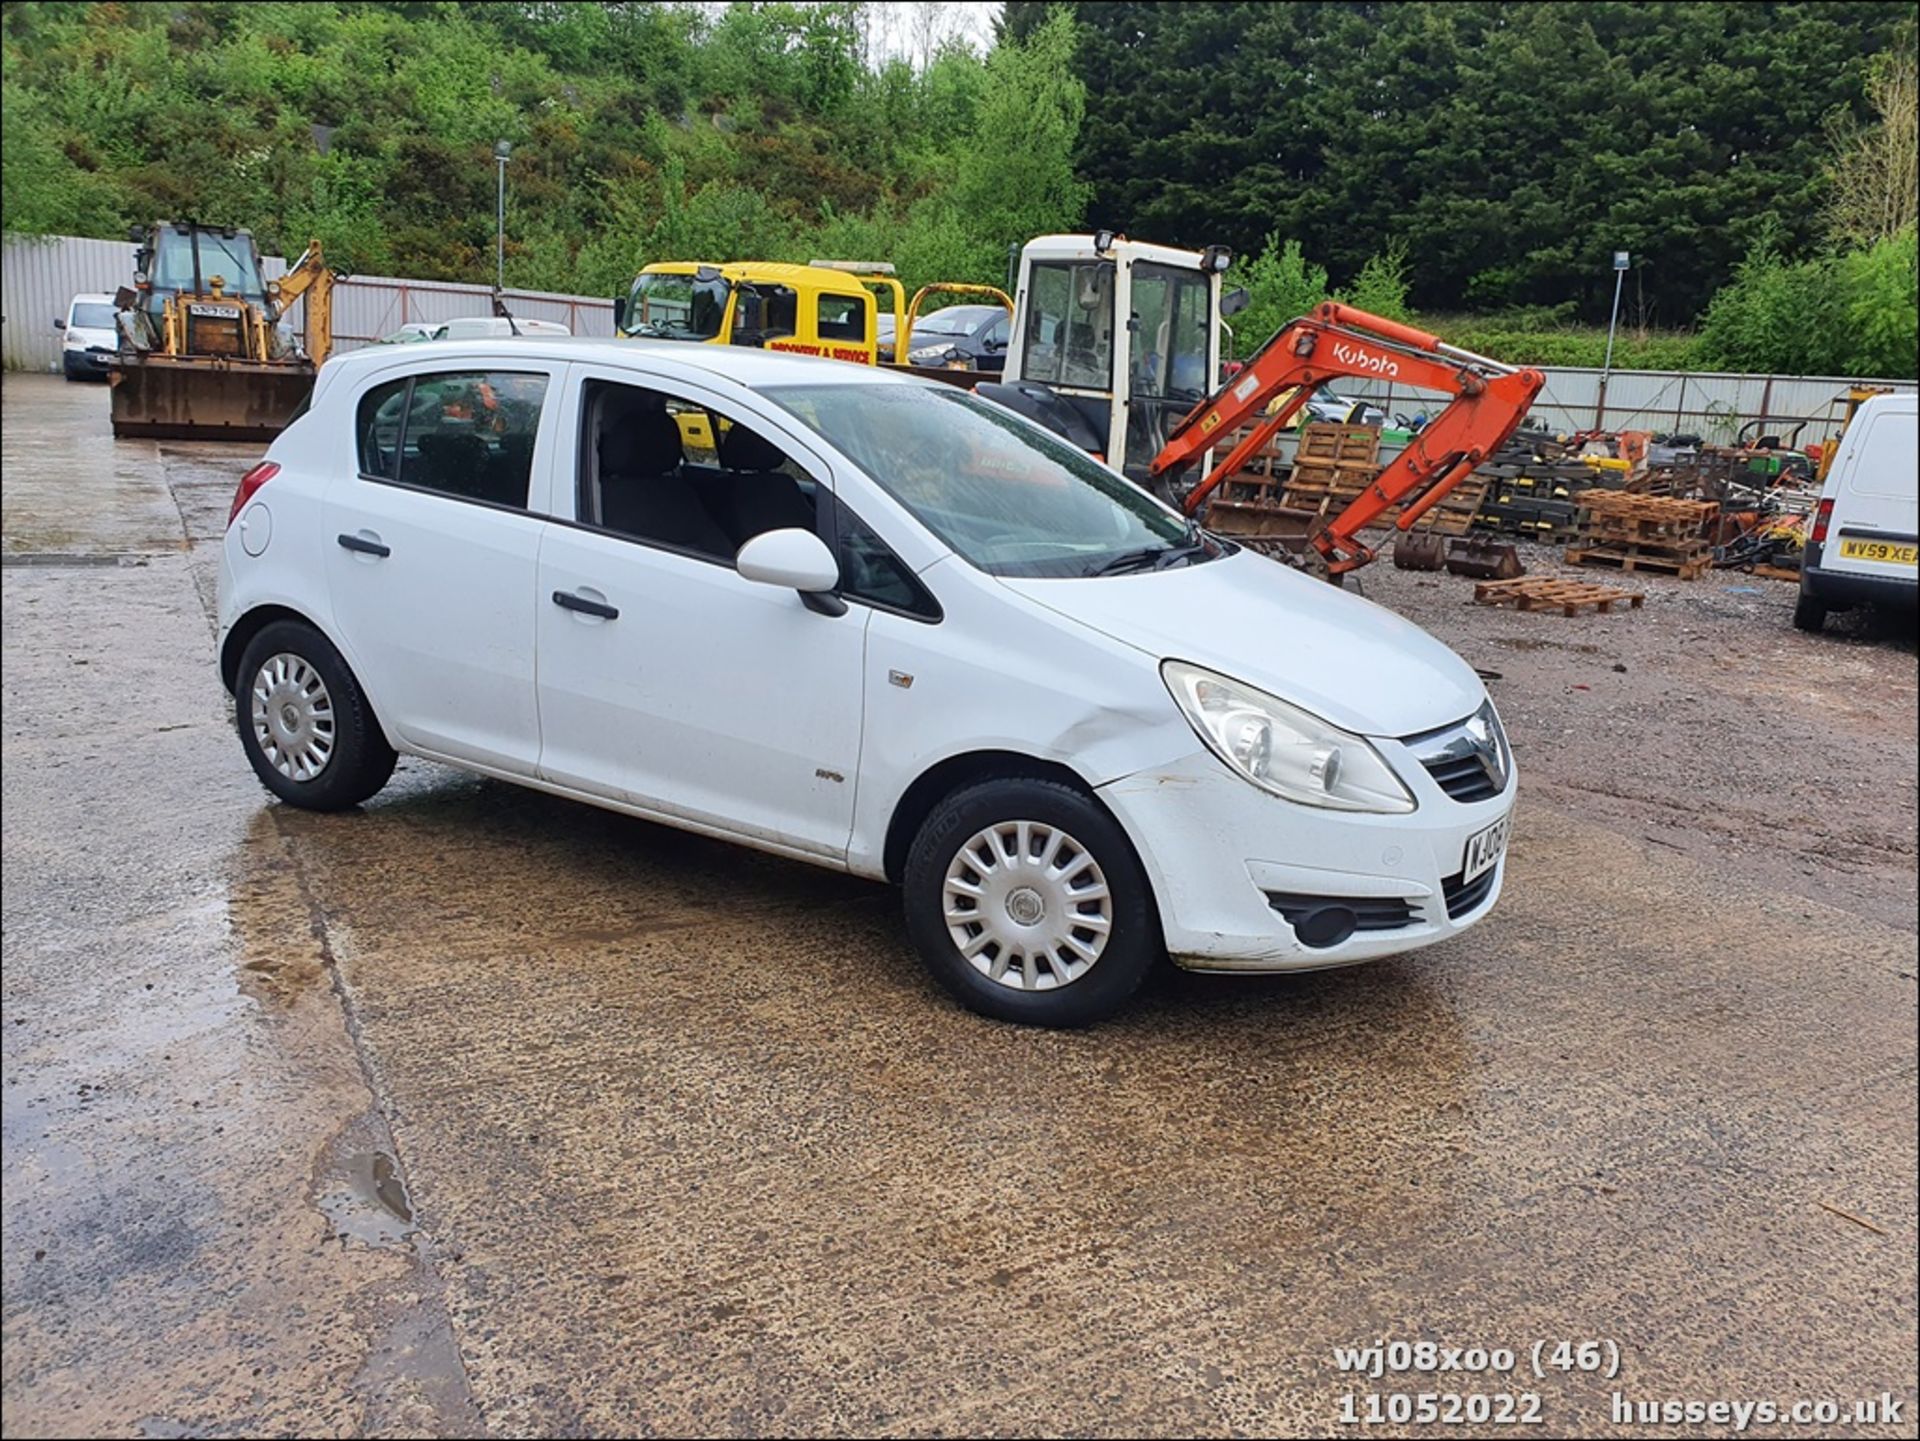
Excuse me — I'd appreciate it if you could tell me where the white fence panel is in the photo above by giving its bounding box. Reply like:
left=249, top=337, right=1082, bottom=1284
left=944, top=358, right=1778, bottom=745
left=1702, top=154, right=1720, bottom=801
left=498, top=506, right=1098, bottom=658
left=3, top=232, right=612, bottom=370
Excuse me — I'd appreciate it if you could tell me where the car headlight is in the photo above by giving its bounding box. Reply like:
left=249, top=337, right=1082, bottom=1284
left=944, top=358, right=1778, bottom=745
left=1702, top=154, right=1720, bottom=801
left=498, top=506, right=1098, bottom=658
left=909, top=345, right=954, bottom=364
left=1162, top=660, right=1417, bottom=813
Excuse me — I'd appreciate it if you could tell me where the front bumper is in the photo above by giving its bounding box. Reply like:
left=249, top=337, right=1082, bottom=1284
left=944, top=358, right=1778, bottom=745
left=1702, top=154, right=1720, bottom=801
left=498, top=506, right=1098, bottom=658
left=64, top=347, right=113, bottom=378
left=1097, top=742, right=1515, bottom=973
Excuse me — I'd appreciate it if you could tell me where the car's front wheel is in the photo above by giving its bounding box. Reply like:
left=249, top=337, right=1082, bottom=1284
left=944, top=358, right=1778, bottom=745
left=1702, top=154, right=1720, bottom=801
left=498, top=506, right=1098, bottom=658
left=903, top=777, right=1159, bottom=1026
left=235, top=620, right=395, bottom=810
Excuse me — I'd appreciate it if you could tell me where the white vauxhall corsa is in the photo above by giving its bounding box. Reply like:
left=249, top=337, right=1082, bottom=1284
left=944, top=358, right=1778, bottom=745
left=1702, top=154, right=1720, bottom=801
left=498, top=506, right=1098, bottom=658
left=217, top=339, right=1516, bottom=1026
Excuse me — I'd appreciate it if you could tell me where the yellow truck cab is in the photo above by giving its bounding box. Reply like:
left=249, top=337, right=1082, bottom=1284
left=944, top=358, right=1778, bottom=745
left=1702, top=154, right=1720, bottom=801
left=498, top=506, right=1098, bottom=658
left=617, top=260, right=1013, bottom=374
left=617, top=261, right=879, bottom=364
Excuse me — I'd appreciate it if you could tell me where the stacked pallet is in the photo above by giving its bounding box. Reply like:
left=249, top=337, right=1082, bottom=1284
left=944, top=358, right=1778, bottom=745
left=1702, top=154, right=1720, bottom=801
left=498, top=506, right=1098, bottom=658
left=1565, top=492, right=1719, bottom=579
left=1275, top=424, right=1486, bottom=536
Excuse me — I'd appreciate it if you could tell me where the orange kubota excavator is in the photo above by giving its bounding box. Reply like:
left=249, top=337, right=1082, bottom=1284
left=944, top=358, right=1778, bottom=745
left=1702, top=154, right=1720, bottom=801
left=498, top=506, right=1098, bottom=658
left=978, top=233, right=1545, bottom=579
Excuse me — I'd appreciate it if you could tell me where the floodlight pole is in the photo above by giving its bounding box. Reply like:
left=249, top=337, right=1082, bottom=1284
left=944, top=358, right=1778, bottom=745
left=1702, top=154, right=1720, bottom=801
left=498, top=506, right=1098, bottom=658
left=494, top=140, right=512, bottom=293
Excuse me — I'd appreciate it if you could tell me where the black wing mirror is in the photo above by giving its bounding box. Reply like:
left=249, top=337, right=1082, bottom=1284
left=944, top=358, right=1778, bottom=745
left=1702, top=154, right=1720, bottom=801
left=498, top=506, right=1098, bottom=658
left=53, top=317, right=65, bottom=330
left=1220, top=286, right=1251, bottom=318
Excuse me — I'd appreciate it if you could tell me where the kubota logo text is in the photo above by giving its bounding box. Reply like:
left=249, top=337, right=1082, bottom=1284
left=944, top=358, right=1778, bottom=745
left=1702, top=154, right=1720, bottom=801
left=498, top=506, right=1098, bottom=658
left=1331, top=341, right=1399, bottom=377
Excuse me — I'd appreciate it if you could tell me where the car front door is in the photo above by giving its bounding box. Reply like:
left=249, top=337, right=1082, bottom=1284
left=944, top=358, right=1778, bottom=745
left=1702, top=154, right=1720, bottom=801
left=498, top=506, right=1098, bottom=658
left=534, top=365, right=868, bottom=861
left=324, top=363, right=559, bottom=776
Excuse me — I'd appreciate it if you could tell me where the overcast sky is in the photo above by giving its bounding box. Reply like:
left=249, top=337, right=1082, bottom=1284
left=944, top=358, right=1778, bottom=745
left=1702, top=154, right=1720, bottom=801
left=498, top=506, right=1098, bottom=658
left=861, top=2, right=1004, bottom=66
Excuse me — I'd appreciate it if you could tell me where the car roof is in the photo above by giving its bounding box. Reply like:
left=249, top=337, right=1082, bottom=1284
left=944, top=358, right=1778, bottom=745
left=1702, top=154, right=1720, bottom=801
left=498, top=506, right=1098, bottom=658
left=71, top=292, right=117, bottom=305
left=321, top=336, right=930, bottom=390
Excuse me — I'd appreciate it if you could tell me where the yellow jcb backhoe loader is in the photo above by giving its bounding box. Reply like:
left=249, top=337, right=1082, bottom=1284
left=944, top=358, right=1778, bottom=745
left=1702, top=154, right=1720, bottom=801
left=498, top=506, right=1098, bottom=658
left=109, top=223, right=340, bottom=441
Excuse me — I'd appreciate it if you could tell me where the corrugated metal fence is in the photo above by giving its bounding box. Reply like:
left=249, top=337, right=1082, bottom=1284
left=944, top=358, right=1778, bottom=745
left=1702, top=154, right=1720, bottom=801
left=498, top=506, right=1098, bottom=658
left=6, top=232, right=1911, bottom=433
left=2, top=231, right=612, bottom=373
left=1336, top=364, right=1916, bottom=441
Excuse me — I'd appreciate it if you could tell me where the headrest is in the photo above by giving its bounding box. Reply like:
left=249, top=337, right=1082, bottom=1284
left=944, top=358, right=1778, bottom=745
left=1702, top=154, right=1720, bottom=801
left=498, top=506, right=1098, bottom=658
left=600, top=404, right=683, bottom=478
left=717, top=423, right=787, bottom=473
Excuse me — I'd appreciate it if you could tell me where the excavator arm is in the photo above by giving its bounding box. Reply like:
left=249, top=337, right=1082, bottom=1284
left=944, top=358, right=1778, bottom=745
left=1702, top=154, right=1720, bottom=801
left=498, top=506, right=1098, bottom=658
left=266, top=239, right=341, bottom=364
left=1151, top=302, right=1543, bottom=575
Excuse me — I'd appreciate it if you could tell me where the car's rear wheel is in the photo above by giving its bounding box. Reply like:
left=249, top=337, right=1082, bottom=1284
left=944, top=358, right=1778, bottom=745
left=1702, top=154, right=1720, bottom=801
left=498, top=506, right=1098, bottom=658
left=1793, top=592, right=1828, bottom=633
left=235, top=620, right=395, bottom=810
left=903, top=777, right=1159, bottom=1026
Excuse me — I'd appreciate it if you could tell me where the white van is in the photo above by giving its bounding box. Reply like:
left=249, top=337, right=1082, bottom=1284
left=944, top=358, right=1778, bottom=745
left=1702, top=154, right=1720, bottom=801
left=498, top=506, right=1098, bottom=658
left=1796, top=391, right=1918, bottom=631
left=431, top=316, right=571, bottom=341
left=54, top=292, right=120, bottom=380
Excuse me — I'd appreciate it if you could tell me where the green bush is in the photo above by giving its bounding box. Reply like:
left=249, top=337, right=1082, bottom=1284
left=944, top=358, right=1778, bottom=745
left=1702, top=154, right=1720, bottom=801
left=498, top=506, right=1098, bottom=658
left=1697, top=225, right=1917, bottom=378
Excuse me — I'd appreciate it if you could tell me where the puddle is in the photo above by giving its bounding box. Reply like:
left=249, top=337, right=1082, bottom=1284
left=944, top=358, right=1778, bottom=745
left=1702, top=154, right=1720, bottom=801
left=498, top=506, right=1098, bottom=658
left=314, top=1147, right=418, bottom=1250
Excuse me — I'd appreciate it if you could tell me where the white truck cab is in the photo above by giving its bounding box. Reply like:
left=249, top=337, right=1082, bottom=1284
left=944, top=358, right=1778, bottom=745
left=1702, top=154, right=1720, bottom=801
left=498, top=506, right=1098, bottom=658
left=981, top=233, right=1240, bottom=496
left=1796, top=391, right=1918, bottom=632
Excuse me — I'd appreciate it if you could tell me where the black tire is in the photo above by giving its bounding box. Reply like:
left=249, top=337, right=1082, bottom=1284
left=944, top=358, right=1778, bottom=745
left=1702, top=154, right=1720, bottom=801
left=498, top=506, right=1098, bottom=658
left=1792, top=591, right=1828, bottom=633
left=903, top=777, right=1160, bottom=1027
left=235, top=619, right=396, bottom=811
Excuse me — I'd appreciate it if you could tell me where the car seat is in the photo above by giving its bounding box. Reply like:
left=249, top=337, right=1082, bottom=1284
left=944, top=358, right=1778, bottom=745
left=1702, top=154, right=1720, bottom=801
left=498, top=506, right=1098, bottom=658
left=597, top=398, right=732, bottom=557
left=711, top=423, right=813, bottom=544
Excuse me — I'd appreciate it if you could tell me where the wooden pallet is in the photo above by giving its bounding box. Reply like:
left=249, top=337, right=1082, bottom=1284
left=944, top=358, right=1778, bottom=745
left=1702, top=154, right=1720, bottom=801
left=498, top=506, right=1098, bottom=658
left=1473, top=576, right=1646, bottom=616
left=1565, top=545, right=1712, bottom=580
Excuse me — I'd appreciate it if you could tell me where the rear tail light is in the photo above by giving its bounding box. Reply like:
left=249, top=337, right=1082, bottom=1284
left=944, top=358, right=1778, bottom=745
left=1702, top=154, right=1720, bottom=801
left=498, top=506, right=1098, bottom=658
left=228, top=461, right=279, bottom=527
left=1810, top=497, right=1834, bottom=545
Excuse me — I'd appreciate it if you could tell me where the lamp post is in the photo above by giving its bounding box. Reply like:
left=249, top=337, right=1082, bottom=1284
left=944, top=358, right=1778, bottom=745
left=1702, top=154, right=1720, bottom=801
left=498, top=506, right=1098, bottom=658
left=494, top=140, right=512, bottom=293
left=1598, top=249, right=1629, bottom=427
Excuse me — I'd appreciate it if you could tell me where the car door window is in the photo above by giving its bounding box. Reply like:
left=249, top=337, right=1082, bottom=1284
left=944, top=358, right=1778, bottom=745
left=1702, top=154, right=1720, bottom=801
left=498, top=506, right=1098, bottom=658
left=581, top=379, right=821, bottom=563
left=834, top=497, right=939, bottom=621
left=355, top=370, right=548, bottom=509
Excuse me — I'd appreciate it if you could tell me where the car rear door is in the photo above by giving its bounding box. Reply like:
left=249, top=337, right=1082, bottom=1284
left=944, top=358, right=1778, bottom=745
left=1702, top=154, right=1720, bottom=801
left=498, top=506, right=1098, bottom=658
left=324, top=361, right=561, bottom=776
left=533, top=362, right=868, bottom=861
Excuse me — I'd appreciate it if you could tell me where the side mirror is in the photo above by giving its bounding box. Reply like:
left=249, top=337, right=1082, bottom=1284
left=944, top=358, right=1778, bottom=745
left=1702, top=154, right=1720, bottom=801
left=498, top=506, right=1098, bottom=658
left=735, top=528, right=843, bottom=612
left=53, top=318, right=65, bottom=330
left=1220, top=286, right=1251, bottom=318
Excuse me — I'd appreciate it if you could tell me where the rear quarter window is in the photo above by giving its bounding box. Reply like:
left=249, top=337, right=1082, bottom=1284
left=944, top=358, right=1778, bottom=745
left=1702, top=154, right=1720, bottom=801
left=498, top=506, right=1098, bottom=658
left=354, top=370, right=550, bottom=509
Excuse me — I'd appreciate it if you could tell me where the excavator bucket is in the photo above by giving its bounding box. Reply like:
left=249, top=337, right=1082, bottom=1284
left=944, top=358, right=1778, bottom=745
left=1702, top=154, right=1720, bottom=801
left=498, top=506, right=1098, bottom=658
left=1444, top=536, right=1525, bottom=580
left=109, top=355, right=316, bottom=442
left=1392, top=532, right=1448, bottom=570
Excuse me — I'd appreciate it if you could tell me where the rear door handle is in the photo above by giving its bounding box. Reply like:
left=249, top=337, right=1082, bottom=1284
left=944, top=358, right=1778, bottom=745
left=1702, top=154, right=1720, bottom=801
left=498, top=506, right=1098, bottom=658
left=552, top=589, right=618, bottom=620
left=337, top=532, right=390, bottom=558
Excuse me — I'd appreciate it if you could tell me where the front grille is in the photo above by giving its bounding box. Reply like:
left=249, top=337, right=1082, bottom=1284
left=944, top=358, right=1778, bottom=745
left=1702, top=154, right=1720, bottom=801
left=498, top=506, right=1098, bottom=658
left=1441, top=866, right=1498, bottom=919
left=189, top=315, right=245, bottom=357
left=1422, top=753, right=1502, bottom=803
left=1267, top=890, right=1418, bottom=947
left=1402, top=702, right=1511, bottom=803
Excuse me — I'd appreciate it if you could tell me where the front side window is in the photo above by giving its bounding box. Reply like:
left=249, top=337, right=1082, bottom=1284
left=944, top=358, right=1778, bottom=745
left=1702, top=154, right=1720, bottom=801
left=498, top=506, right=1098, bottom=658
left=581, top=379, right=820, bottom=562
left=622, top=271, right=730, bottom=341
left=354, top=370, right=549, bottom=509
left=732, top=284, right=798, bottom=345
left=768, top=382, right=1219, bottom=578
left=1019, top=261, right=1114, bottom=391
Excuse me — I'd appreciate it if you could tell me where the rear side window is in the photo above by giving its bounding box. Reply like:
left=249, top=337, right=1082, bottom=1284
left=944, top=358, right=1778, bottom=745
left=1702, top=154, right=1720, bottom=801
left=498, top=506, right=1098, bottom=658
left=818, top=295, right=867, bottom=342
left=354, top=371, right=549, bottom=510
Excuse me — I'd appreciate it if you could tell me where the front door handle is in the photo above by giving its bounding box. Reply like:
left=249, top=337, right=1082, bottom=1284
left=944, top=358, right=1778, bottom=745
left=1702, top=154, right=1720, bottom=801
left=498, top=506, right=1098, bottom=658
left=552, top=589, right=618, bottom=620
left=337, top=532, right=390, bottom=558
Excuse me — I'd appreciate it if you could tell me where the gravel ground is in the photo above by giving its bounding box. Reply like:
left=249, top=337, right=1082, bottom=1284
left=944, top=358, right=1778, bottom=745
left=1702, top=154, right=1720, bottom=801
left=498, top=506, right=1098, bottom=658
left=1350, top=542, right=1918, bottom=933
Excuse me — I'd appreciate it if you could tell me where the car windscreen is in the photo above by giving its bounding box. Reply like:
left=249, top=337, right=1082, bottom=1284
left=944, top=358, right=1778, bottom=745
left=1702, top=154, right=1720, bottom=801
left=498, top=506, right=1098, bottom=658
left=913, top=306, right=999, bottom=338
left=623, top=272, right=729, bottom=340
left=70, top=303, right=117, bottom=329
left=765, top=383, right=1216, bottom=578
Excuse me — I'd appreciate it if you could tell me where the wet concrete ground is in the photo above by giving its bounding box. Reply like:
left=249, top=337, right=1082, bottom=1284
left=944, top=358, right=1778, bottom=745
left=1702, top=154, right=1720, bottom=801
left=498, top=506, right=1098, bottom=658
left=3, top=371, right=1915, bottom=1437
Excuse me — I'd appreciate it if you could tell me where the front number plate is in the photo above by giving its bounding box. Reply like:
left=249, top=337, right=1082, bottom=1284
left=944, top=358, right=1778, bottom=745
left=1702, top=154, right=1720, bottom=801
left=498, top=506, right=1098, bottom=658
left=1461, top=814, right=1511, bottom=884
left=1838, top=537, right=1918, bottom=566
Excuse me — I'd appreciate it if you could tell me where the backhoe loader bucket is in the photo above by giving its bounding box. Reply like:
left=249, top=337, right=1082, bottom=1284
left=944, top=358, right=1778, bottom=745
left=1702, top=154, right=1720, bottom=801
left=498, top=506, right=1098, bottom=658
left=109, top=354, right=316, bottom=442
left=1444, top=536, right=1525, bottom=581
left=1392, top=532, right=1448, bottom=570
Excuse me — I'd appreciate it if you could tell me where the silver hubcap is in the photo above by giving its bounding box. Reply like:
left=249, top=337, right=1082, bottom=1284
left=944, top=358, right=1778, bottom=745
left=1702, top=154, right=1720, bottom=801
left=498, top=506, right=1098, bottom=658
left=943, top=820, right=1113, bottom=991
left=250, top=653, right=335, bottom=782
